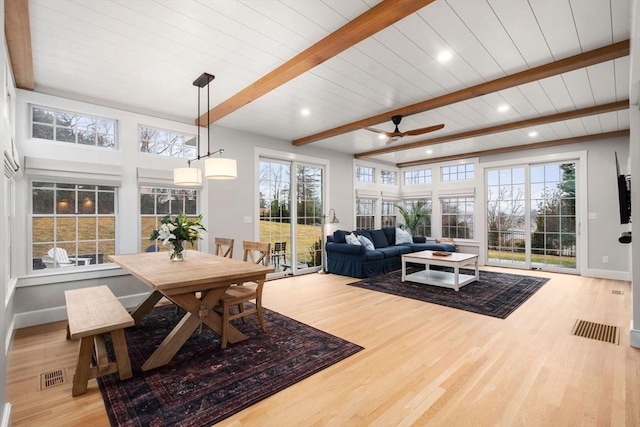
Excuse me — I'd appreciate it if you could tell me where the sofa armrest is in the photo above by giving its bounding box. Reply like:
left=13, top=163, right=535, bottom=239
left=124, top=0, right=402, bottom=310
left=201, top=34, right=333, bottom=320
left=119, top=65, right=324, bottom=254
left=325, top=242, right=366, bottom=255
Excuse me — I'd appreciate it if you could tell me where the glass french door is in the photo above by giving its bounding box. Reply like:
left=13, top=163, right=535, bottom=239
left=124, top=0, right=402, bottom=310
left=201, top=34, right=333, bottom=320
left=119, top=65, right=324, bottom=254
left=259, top=159, right=324, bottom=276
left=486, top=161, right=578, bottom=273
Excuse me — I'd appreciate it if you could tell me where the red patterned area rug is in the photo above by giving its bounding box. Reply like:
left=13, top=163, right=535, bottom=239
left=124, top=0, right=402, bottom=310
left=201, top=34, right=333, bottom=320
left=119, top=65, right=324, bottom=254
left=98, top=305, right=362, bottom=426
left=348, top=267, right=549, bottom=319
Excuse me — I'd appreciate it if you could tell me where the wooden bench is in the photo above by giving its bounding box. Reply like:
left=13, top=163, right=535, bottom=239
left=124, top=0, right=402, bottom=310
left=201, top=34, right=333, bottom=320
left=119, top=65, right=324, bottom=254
left=65, top=285, right=135, bottom=396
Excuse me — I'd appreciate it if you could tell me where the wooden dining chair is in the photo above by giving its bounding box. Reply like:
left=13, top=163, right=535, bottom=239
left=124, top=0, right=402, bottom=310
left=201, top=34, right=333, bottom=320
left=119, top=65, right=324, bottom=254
left=214, top=237, right=234, bottom=258
left=218, top=241, right=271, bottom=349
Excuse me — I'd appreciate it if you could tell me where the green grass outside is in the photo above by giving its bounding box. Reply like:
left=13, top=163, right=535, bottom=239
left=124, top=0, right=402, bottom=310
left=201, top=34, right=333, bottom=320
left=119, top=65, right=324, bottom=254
left=259, top=220, right=322, bottom=266
left=487, top=249, right=576, bottom=268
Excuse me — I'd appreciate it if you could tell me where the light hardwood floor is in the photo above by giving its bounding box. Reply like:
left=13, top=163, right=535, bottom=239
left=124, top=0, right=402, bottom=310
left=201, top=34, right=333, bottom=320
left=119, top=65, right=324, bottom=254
left=7, top=267, right=640, bottom=426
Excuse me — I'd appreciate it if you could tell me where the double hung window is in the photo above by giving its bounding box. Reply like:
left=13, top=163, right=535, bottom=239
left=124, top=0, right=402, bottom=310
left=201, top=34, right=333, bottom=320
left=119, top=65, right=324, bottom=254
left=356, top=198, right=375, bottom=230
left=441, top=196, right=474, bottom=239
left=32, top=182, right=116, bottom=270
left=140, top=187, right=200, bottom=252
left=381, top=201, right=397, bottom=227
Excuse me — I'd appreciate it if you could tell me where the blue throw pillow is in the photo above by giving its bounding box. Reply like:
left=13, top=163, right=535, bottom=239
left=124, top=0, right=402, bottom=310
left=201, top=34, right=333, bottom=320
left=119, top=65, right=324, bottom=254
left=333, top=229, right=349, bottom=244
left=357, top=235, right=375, bottom=251
left=395, top=227, right=413, bottom=244
left=369, top=229, right=389, bottom=248
left=382, top=227, right=396, bottom=245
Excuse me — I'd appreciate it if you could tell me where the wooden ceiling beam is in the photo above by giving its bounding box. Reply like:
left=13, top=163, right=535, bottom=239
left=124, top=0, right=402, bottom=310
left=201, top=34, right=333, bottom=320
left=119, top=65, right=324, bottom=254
left=354, top=100, right=628, bottom=159
left=197, top=0, right=435, bottom=127
left=396, top=130, right=630, bottom=168
left=4, top=0, right=34, bottom=90
left=293, top=40, right=630, bottom=146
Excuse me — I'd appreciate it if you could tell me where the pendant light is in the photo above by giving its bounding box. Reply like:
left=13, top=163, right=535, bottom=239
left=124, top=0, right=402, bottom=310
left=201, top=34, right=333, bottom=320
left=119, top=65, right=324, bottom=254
left=174, top=72, right=237, bottom=185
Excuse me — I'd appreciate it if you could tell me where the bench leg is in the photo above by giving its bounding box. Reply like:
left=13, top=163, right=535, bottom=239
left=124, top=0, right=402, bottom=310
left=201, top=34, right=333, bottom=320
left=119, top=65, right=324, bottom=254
left=111, top=329, right=132, bottom=380
left=72, top=336, right=94, bottom=396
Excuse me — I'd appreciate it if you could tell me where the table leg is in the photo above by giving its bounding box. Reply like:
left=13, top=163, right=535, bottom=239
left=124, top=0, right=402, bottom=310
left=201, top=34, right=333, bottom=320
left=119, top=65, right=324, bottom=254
left=401, top=257, right=406, bottom=282
left=454, top=265, right=460, bottom=291
left=141, top=309, right=202, bottom=371
left=474, top=257, right=479, bottom=281
left=130, top=290, right=164, bottom=325
left=140, top=287, right=247, bottom=371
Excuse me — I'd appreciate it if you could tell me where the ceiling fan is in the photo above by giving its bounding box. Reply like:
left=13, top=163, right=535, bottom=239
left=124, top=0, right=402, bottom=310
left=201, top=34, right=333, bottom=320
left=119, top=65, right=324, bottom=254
left=365, top=115, right=444, bottom=144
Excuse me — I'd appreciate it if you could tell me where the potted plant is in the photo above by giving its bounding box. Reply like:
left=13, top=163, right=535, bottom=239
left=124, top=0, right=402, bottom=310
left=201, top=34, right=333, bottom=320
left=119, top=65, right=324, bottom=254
left=395, top=201, right=427, bottom=236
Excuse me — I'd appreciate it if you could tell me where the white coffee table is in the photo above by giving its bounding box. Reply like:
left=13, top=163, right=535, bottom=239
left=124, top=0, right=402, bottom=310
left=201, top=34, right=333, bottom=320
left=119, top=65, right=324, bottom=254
left=401, top=250, right=479, bottom=291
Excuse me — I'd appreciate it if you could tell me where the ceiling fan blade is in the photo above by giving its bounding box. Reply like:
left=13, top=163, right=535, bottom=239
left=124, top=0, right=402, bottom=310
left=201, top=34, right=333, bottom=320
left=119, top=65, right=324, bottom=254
left=386, top=136, right=401, bottom=145
left=365, top=127, right=391, bottom=135
left=404, top=123, right=445, bottom=136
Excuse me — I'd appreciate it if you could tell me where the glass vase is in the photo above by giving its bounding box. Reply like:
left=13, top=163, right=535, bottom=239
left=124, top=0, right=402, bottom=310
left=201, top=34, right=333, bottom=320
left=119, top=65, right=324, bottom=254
left=170, top=240, right=185, bottom=261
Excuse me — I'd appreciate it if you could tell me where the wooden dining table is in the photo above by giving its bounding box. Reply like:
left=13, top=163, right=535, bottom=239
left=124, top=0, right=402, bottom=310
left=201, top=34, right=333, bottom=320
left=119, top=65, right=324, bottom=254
left=109, top=250, right=274, bottom=371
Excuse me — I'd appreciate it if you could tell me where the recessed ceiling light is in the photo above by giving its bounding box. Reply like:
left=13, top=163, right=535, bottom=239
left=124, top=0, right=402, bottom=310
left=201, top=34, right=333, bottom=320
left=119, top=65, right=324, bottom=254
left=437, top=50, right=453, bottom=63
left=378, top=134, right=387, bottom=140
left=426, top=149, right=433, bottom=154
left=497, top=104, right=510, bottom=113
left=301, top=108, right=310, bottom=116
left=528, top=131, right=538, bottom=138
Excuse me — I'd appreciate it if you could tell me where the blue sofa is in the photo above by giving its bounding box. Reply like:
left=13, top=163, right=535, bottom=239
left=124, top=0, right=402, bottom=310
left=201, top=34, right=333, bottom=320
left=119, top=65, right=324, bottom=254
left=325, top=227, right=456, bottom=278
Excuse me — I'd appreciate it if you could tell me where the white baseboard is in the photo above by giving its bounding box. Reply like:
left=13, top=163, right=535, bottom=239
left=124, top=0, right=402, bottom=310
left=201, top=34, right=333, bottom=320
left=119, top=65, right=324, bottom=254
left=631, top=325, right=640, bottom=348
left=5, top=317, right=15, bottom=355
left=582, top=268, right=630, bottom=281
left=1, top=403, right=11, bottom=427
left=13, top=292, right=149, bottom=329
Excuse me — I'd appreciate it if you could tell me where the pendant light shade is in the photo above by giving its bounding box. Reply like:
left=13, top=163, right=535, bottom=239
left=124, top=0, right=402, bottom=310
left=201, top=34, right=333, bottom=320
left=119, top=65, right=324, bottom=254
left=173, top=72, right=237, bottom=186
left=205, top=157, right=237, bottom=180
left=173, top=167, right=203, bottom=186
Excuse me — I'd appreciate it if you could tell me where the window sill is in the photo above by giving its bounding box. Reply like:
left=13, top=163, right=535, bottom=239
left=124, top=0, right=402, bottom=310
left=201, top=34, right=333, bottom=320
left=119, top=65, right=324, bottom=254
left=18, top=264, right=128, bottom=287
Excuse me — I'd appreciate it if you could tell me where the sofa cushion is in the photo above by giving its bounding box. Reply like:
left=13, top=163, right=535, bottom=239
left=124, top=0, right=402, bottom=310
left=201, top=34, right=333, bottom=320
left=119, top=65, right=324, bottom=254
left=333, top=229, right=350, bottom=244
left=407, top=242, right=456, bottom=252
left=382, top=227, right=396, bottom=245
left=395, top=227, right=413, bottom=244
left=358, top=235, right=375, bottom=251
left=345, top=233, right=361, bottom=245
left=377, top=245, right=411, bottom=258
left=369, top=229, right=390, bottom=248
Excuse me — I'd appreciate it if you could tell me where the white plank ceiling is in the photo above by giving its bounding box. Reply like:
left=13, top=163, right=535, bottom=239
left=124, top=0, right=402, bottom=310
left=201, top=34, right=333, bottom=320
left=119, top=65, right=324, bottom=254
left=27, top=0, right=632, bottom=166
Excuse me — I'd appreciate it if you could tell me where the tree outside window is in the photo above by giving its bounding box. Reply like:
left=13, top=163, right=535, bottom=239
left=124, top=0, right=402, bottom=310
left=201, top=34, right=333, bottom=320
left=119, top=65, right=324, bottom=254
left=441, top=197, right=474, bottom=239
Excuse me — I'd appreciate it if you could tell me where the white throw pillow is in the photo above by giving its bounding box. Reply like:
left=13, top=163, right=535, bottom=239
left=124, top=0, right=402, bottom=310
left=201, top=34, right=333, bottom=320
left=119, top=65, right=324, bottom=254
left=395, top=227, right=413, bottom=244
left=345, top=233, right=361, bottom=245
left=357, top=235, right=375, bottom=251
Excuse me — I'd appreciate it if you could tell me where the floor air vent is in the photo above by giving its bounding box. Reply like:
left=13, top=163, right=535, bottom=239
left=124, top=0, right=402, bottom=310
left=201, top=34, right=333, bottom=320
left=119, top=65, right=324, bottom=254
left=40, top=368, right=67, bottom=390
left=572, top=319, right=620, bottom=345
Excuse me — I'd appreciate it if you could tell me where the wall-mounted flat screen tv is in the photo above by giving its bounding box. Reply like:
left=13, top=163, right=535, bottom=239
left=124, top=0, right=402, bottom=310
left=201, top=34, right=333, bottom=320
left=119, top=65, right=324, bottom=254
left=615, top=152, right=631, bottom=224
